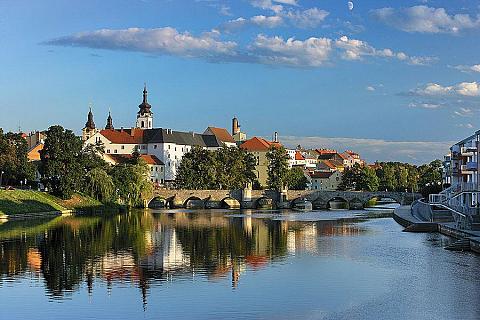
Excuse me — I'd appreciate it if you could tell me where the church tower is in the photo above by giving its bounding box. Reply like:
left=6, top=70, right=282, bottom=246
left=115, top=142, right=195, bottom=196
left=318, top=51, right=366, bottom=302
left=136, top=84, right=153, bottom=129
left=82, top=106, right=99, bottom=141
left=105, top=111, right=114, bottom=130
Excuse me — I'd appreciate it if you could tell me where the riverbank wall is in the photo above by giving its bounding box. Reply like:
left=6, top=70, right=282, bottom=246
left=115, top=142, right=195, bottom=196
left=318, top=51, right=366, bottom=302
left=393, top=205, right=480, bottom=254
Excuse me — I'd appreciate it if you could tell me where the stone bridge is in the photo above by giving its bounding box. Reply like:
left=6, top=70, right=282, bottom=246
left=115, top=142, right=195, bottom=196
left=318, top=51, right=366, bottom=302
left=147, top=189, right=422, bottom=210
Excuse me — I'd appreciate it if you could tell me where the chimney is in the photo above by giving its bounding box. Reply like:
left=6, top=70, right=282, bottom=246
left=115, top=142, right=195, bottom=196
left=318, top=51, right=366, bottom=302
left=274, top=131, right=278, bottom=143
left=232, top=117, right=239, bottom=135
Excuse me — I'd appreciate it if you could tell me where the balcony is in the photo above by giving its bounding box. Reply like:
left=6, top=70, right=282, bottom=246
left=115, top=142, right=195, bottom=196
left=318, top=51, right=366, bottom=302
left=460, top=165, right=473, bottom=174
left=460, top=146, right=476, bottom=156
left=466, top=162, right=478, bottom=171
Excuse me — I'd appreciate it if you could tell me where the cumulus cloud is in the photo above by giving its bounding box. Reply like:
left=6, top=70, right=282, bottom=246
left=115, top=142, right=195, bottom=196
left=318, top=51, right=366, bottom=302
left=371, top=6, right=480, bottom=33
left=249, top=34, right=333, bottom=67
left=45, top=28, right=434, bottom=68
left=222, top=7, right=329, bottom=31
left=366, top=86, right=375, bottom=91
left=278, top=135, right=452, bottom=164
left=222, top=15, right=283, bottom=32
left=251, top=0, right=284, bottom=13
left=44, top=27, right=238, bottom=60
left=411, top=82, right=480, bottom=97
left=284, top=8, right=329, bottom=28
left=453, top=64, right=480, bottom=73
left=335, top=35, right=435, bottom=65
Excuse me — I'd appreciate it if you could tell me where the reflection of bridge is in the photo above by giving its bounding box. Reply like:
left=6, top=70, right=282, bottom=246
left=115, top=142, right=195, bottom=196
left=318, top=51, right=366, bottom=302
left=148, top=189, right=422, bottom=209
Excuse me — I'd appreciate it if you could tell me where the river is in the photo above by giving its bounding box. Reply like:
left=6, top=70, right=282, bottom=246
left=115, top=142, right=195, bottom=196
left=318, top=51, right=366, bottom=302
left=0, top=208, right=479, bottom=319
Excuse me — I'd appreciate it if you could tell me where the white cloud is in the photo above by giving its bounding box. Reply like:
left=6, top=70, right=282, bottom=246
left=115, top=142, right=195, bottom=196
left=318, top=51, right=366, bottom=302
left=334, top=35, right=435, bottom=65
left=454, top=64, right=480, bottom=73
left=219, top=5, right=232, bottom=16
left=278, top=135, right=452, bottom=164
left=366, top=86, right=375, bottom=91
left=412, top=82, right=480, bottom=97
left=249, top=34, right=333, bottom=67
left=454, top=107, right=474, bottom=117
left=222, top=15, right=283, bottom=32
left=45, top=28, right=434, bottom=69
left=408, top=102, right=441, bottom=109
left=284, top=8, right=329, bottom=28
left=223, top=7, right=329, bottom=31
left=251, top=0, right=284, bottom=13
left=44, top=27, right=238, bottom=59
left=371, top=6, right=480, bottom=33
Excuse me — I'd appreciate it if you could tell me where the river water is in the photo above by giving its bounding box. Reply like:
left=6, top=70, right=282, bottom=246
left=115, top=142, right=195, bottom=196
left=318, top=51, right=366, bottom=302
left=0, top=208, right=479, bottom=320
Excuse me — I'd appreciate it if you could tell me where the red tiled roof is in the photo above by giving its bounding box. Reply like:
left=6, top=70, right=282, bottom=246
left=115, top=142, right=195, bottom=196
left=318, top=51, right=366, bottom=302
left=106, top=154, right=164, bottom=165
left=338, top=152, right=351, bottom=160
left=205, top=127, right=236, bottom=143
left=315, top=149, right=337, bottom=155
left=295, top=151, right=305, bottom=160
left=100, top=128, right=145, bottom=144
left=322, top=160, right=337, bottom=169
left=240, top=137, right=281, bottom=151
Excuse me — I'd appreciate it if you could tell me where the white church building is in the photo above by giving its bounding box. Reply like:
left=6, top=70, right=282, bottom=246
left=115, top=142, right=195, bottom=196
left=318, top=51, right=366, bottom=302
left=82, top=86, right=237, bottom=183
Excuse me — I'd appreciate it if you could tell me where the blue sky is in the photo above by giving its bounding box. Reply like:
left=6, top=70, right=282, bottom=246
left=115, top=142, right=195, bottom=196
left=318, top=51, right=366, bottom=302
left=0, top=0, right=479, bottom=163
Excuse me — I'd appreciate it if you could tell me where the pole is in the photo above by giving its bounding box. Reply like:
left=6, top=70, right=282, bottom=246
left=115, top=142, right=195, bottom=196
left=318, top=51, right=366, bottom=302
left=0, top=171, right=3, bottom=188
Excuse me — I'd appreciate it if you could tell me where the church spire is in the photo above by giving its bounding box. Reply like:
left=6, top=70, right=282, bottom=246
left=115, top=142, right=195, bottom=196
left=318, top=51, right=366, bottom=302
left=143, top=83, right=148, bottom=103
left=105, top=110, right=114, bottom=130
left=85, top=105, right=96, bottom=129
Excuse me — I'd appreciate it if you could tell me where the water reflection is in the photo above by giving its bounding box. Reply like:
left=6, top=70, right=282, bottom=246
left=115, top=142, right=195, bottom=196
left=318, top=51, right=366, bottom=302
left=0, top=210, right=366, bottom=303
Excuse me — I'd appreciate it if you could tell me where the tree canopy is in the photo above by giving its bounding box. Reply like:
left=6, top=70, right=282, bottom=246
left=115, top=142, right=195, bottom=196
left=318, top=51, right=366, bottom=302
left=176, top=146, right=258, bottom=189
left=266, top=145, right=289, bottom=191
left=0, top=129, right=35, bottom=185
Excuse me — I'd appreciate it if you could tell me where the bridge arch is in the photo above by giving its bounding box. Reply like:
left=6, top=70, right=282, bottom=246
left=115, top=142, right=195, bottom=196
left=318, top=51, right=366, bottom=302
left=184, top=196, right=205, bottom=209
left=148, top=196, right=168, bottom=209
left=255, top=196, right=275, bottom=209
left=327, top=197, right=349, bottom=210
left=220, top=197, right=241, bottom=209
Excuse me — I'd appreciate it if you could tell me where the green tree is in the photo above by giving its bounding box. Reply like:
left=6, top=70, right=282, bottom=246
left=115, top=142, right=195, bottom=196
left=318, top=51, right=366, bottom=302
left=359, top=166, right=379, bottom=191
left=266, top=146, right=289, bottom=191
left=111, top=159, right=153, bottom=206
left=40, top=126, right=83, bottom=198
left=285, top=167, right=308, bottom=190
left=418, top=159, right=443, bottom=197
left=0, top=129, right=34, bottom=185
left=175, top=146, right=217, bottom=189
left=339, top=163, right=363, bottom=191
left=84, top=168, right=114, bottom=202
left=213, top=147, right=257, bottom=189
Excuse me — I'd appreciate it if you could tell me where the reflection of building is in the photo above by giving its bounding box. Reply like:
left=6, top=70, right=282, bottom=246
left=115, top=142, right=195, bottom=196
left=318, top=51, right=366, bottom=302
left=140, top=225, right=190, bottom=273
left=287, top=224, right=318, bottom=254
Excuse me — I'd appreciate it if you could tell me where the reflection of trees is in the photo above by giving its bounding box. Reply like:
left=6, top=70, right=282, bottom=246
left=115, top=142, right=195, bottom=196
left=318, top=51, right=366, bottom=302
left=173, top=217, right=289, bottom=276
left=37, top=213, right=152, bottom=297
left=0, top=210, right=364, bottom=302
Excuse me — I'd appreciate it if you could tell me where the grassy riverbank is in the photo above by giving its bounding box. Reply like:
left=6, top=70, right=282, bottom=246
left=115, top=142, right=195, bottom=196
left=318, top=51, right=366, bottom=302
left=0, top=190, right=119, bottom=216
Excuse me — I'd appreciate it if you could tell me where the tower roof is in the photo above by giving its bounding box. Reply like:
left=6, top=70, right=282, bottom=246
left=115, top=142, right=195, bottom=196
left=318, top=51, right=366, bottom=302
left=85, top=107, right=96, bottom=129
left=138, top=84, right=152, bottom=115
left=105, top=111, right=114, bottom=130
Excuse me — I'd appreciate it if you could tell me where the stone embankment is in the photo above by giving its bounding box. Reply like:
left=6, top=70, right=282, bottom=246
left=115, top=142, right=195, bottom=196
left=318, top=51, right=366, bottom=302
left=393, top=204, right=480, bottom=254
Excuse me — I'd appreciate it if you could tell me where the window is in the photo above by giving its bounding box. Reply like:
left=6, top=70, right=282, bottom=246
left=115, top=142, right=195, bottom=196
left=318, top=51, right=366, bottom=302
left=107, top=149, right=110, bottom=153
left=155, top=167, right=158, bottom=171
left=121, top=145, right=124, bottom=150
left=168, top=145, right=170, bottom=149
left=141, top=121, right=145, bottom=127
left=154, top=144, right=157, bottom=149
left=168, top=162, right=170, bottom=166
left=175, top=147, right=177, bottom=151
left=114, top=150, right=117, bottom=154
left=151, top=167, right=153, bottom=171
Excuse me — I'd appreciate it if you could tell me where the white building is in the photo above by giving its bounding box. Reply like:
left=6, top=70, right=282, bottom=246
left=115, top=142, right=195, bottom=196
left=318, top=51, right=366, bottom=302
left=83, top=87, right=235, bottom=182
left=105, top=154, right=165, bottom=185
left=310, top=171, right=342, bottom=191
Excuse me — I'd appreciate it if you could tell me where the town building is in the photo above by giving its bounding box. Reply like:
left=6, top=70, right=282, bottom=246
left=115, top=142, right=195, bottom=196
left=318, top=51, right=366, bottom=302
left=448, top=130, right=479, bottom=206
left=82, top=86, right=234, bottom=183
left=239, top=136, right=281, bottom=187
left=310, top=171, right=342, bottom=191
